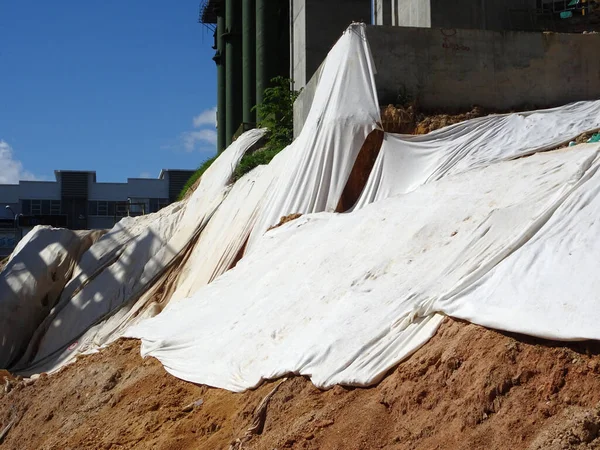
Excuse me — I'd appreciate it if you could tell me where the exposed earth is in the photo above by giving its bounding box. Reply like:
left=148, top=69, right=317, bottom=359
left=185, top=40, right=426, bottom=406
left=3, top=318, right=600, bottom=450
left=3, top=107, right=600, bottom=449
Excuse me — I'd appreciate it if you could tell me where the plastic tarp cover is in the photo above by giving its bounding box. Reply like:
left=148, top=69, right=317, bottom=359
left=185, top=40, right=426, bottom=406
left=246, top=23, right=380, bottom=250
left=127, top=145, right=600, bottom=391
left=16, top=128, right=267, bottom=373
left=0, top=227, right=99, bottom=368
left=355, top=101, right=600, bottom=209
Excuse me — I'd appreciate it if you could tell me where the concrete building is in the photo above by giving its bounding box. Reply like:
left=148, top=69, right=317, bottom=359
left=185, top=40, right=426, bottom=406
left=199, top=0, right=371, bottom=151
left=294, top=24, right=600, bottom=135
left=0, top=169, right=194, bottom=257
left=374, top=0, right=598, bottom=32
left=202, top=0, right=600, bottom=147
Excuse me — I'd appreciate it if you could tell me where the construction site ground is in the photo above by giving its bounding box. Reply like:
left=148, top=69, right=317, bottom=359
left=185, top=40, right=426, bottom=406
left=3, top=318, right=600, bottom=450
left=3, top=107, right=600, bottom=449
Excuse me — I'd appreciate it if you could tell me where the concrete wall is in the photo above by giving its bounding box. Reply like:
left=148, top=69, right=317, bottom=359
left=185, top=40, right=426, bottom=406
left=293, top=60, right=323, bottom=137
left=0, top=185, right=19, bottom=204
left=126, top=178, right=168, bottom=199
left=368, top=25, right=600, bottom=111
left=0, top=184, right=19, bottom=219
left=374, top=0, right=392, bottom=26
left=294, top=25, right=600, bottom=134
left=291, top=0, right=372, bottom=89
left=19, top=181, right=61, bottom=200
left=89, top=183, right=128, bottom=201
left=291, top=0, right=307, bottom=87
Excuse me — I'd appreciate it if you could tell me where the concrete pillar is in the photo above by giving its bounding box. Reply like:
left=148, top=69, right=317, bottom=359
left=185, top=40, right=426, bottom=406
left=375, top=0, right=392, bottom=25
left=255, top=0, right=269, bottom=112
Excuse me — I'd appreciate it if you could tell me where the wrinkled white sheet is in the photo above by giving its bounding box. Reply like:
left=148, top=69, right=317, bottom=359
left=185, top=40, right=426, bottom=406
left=128, top=146, right=600, bottom=391
left=355, top=101, right=600, bottom=209
left=0, top=227, right=99, bottom=367
left=10, top=21, right=600, bottom=396
left=433, top=146, right=600, bottom=340
left=15, top=129, right=267, bottom=372
left=246, top=23, right=380, bottom=250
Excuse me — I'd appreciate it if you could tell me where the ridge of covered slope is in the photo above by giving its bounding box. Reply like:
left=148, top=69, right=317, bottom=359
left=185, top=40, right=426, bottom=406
left=3, top=318, right=600, bottom=450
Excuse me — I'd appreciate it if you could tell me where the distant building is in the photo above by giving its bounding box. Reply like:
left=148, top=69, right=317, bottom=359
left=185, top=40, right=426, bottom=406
left=0, top=169, right=195, bottom=257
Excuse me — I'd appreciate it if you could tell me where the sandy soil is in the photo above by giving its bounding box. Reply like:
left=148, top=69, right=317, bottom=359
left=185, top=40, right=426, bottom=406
left=381, top=105, right=489, bottom=135
left=3, top=318, right=600, bottom=450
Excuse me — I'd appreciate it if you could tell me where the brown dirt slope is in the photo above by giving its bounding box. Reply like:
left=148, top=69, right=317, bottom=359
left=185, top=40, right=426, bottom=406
left=381, top=105, right=489, bottom=135
left=3, top=318, right=600, bottom=450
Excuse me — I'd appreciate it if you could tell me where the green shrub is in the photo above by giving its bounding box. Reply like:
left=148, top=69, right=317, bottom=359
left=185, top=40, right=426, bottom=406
left=180, top=77, right=299, bottom=198
left=232, top=145, right=283, bottom=181
left=233, top=77, right=299, bottom=181
left=177, top=154, right=218, bottom=200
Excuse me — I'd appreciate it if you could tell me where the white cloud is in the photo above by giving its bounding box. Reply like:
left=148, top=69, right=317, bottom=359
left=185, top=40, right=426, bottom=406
left=182, top=130, right=218, bottom=152
left=0, top=140, right=38, bottom=184
left=139, top=171, right=152, bottom=178
left=193, top=107, right=217, bottom=128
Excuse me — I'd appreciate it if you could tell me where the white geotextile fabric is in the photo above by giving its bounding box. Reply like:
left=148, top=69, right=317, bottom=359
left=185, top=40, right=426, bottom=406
left=0, top=227, right=98, bottom=367
left=433, top=145, right=600, bottom=340
left=9, top=21, right=600, bottom=395
left=246, top=23, right=380, bottom=250
left=15, top=205, right=185, bottom=370
left=127, top=146, right=600, bottom=391
left=23, top=162, right=284, bottom=375
left=170, top=162, right=281, bottom=302
left=355, top=101, right=600, bottom=209
left=15, top=129, right=267, bottom=372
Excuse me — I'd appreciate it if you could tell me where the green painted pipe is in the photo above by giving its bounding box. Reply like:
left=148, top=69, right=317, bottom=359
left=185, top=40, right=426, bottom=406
left=215, top=14, right=226, bottom=152
left=225, top=0, right=242, bottom=146
left=256, top=0, right=289, bottom=121
left=255, top=0, right=268, bottom=116
left=242, top=0, right=256, bottom=126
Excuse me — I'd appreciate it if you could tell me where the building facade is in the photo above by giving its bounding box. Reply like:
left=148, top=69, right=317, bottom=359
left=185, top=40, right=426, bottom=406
left=199, top=0, right=371, bottom=151
left=0, top=169, right=194, bottom=257
left=201, top=0, right=600, bottom=151
left=374, top=0, right=598, bottom=32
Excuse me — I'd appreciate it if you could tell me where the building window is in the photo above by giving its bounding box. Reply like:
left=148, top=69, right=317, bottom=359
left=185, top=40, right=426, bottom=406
left=31, top=200, right=42, bottom=215
left=41, top=200, right=51, bottom=215
left=97, top=201, right=108, bottom=216
left=21, top=199, right=62, bottom=216
left=21, top=200, right=31, bottom=215
left=88, top=201, right=97, bottom=216
left=50, top=200, right=61, bottom=215
left=149, top=198, right=169, bottom=213
left=107, top=201, right=115, bottom=216
left=88, top=200, right=129, bottom=217
left=115, top=202, right=127, bottom=217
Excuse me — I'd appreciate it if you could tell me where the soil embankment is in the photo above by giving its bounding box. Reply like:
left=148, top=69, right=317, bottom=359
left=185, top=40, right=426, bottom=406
left=2, top=319, right=600, bottom=449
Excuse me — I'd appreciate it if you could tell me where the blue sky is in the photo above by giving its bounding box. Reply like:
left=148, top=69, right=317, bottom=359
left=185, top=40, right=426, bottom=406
left=0, top=1, right=218, bottom=183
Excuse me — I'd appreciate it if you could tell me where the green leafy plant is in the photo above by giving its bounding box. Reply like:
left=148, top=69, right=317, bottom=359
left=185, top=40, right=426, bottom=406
left=177, top=154, right=218, bottom=200
left=233, top=77, right=299, bottom=181
left=179, top=77, right=299, bottom=198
